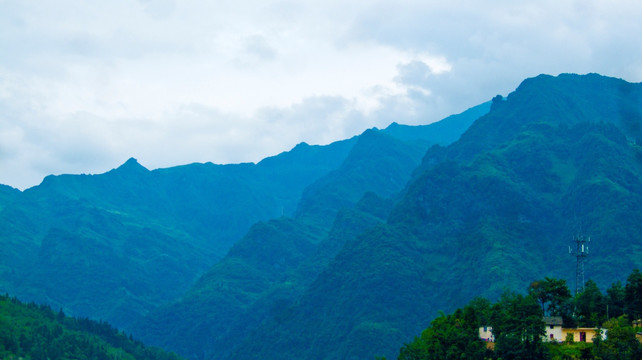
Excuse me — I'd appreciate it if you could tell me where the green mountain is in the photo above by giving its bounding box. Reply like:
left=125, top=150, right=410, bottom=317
left=0, top=294, right=182, bottom=360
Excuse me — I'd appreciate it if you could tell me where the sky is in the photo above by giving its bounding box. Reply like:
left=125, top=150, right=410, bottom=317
left=1, top=1, right=642, bottom=190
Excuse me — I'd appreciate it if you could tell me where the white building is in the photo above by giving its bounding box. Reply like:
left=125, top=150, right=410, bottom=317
left=479, top=325, right=494, bottom=342
left=543, top=316, right=563, bottom=342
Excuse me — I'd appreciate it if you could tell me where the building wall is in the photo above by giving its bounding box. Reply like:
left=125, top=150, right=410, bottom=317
left=479, top=326, right=494, bottom=342
left=562, top=328, right=603, bottom=343
left=545, top=325, right=563, bottom=342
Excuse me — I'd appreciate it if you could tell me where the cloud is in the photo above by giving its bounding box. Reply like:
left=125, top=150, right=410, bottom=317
left=1, top=0, right=642, bottom=190
left=343, top=0, right=642, bottom=108
left=138, top=0, right=177, bottom=19
left=394, top=60, right=435, bottom=97
left=242, top=35, right=277, bottom=62
left=396, top=60, right=431, bottom=84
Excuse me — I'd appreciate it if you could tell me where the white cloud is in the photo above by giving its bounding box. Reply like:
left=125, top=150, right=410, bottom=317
left=1, top=0, right=642, bottom=190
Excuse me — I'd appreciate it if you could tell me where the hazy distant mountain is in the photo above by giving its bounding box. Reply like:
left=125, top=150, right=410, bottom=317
left=0, top=98, right=487, bottom=340
left=0, top=137, right=357, bottom=329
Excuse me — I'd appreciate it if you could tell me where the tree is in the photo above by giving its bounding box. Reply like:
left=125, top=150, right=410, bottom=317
left=625, top=269, right=642, bottom=320
left=398, top=305, right=486, bottom=360
left=592, top=316, right=642, bottom=360
left=490, top=292, right=548, bottom=360
left=465, top=297, right=492, bottom=326
left=575, top=279, right=606, bottom=327
left=528, top=277, right=572, bottom=316
left=606, top=281, right=626, bottom=319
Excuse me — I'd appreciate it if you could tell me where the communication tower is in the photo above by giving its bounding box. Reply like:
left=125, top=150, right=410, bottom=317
left=569, top=235, right=590, bottom=295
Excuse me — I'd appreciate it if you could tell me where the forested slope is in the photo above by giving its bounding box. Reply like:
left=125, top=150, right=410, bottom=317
left=0, top=294, right=183, bottom=360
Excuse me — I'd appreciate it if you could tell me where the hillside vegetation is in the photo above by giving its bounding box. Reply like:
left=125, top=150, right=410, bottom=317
left=397, top=269, right=642, bottom=360
left=0, top=294, right=182, bottom=360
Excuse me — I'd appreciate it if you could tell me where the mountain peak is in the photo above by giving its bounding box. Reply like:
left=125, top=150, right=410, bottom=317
left=116, top=157, right=148, bottom=172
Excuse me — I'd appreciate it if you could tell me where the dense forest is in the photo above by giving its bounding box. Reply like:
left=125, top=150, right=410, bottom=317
left=0, top=294, right=182, bottom=360
left=397, top=269, right=642, bottom=360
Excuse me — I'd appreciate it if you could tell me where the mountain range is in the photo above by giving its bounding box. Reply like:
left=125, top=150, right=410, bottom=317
left=2, top=73, right=642, bottom=360
left=0, top=98, right=487, bottom=345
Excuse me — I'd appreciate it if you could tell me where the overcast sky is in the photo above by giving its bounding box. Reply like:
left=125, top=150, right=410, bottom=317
left=1, top=1, right=642, bottom=190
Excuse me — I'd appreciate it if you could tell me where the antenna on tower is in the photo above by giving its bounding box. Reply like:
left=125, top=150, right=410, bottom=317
left=569, top=234, right=590, bottom=295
